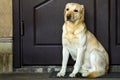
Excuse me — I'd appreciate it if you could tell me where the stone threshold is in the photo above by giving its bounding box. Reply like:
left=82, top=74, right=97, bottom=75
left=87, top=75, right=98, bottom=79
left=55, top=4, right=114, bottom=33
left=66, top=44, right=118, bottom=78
left=14, top=65, right=120, bottom=73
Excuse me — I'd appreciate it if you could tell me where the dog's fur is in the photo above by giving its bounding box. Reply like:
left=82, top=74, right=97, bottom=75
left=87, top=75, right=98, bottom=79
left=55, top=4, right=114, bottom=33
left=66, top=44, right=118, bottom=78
left=57, top=3, right=109, bottom=78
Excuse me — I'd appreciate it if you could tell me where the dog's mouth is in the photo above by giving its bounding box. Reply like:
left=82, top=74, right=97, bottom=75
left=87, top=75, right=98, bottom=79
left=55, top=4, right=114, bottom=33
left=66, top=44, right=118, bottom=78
left=66, top=14, right=79, bottom=22
left=66, top=15, right=71, bottom=21
left=66, top=15, right=74, bottom=22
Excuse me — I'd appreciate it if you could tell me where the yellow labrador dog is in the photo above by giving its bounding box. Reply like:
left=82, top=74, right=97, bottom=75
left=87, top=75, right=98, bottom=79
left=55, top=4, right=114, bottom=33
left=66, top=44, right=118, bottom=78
left=57, top=3, right=109, bottom=78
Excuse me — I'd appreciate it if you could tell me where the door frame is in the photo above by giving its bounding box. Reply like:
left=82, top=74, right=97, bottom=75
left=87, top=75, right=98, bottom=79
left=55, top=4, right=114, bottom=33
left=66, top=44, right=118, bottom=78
left=13, top=0, right=21, bottom=68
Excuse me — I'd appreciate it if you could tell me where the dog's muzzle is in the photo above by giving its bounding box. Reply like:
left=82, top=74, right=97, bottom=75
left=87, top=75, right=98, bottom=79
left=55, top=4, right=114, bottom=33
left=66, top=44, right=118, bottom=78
left=66, top=15, right=71, bottom=21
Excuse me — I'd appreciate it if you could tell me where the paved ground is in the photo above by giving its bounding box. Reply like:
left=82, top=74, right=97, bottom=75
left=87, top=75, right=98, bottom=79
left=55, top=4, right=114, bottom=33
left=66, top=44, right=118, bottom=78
left=0, top=73, right=120, bottom=80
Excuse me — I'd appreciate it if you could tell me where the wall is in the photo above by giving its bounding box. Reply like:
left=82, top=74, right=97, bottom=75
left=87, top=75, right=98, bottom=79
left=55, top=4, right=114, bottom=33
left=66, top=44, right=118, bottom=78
left=0, top=0, right=12, bottom=72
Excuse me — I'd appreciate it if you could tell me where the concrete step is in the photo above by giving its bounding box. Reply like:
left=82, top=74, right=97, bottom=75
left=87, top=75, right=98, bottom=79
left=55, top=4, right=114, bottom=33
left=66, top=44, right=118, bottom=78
left=0, top=73, right=120, bottom=80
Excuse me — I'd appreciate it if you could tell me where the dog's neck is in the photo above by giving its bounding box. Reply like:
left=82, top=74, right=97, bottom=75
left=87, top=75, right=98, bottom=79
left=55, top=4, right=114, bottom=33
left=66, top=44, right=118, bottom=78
left=64, top=19, right=86, bottom=34
left=65, top=19, right=84, bottom=28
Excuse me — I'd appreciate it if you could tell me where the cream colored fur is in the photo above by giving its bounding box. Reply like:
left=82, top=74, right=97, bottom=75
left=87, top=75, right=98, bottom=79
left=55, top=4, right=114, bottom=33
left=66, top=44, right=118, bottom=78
left=57, top=3, right=109, bottom=78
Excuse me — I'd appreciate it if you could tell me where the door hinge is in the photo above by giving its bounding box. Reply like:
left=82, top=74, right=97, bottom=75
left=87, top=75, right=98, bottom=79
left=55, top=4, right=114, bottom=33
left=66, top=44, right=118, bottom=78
left=20, top=21, right=24, bottom=36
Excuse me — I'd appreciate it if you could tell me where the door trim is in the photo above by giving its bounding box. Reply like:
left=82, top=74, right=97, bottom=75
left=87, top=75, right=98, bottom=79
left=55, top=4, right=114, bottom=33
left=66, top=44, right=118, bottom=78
left=13, top=0, right=21, bottom=68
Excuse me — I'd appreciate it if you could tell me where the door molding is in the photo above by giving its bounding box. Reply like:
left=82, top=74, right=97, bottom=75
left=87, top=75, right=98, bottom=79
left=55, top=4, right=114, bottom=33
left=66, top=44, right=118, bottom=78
left=13, top=0, right=21, bottom=68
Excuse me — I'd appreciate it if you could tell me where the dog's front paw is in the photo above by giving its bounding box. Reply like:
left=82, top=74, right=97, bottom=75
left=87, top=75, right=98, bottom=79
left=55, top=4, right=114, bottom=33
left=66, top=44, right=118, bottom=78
left=57, top=71, right=65, bottom=77
left=69, top=73, right=76, bottom=78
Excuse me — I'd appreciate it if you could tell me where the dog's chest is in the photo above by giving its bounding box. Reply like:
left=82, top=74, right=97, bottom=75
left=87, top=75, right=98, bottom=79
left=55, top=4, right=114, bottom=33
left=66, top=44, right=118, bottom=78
left=63, top=32, right=79, bottom=60
left=64, top=33, right=78, bottom=43
left=68, top=47, right=77, bottom=61
left=63, top=28, right=80, bottom=44
left=63, top=33, right=79, bottom=61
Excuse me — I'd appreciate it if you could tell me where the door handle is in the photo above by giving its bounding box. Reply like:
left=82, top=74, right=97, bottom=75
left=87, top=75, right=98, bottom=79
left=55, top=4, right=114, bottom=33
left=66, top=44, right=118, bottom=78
left=20, top=21, right=24, bottom=36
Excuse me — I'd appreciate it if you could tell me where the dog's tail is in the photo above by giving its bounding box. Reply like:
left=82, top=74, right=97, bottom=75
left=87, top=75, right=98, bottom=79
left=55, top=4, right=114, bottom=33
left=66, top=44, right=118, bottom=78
left=87, top=70, right=105, bottom=78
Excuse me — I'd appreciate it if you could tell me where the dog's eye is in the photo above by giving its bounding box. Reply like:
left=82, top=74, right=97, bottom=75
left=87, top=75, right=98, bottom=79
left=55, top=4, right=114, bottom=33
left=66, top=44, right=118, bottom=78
left=66, top=8, right=69, bottom=11
left=74, top=9, right=78, bottom=12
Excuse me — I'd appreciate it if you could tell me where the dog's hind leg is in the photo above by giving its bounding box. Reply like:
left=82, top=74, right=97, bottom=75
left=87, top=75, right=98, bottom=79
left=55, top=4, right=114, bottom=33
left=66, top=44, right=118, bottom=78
left=82, top=49, right=106, bottom=78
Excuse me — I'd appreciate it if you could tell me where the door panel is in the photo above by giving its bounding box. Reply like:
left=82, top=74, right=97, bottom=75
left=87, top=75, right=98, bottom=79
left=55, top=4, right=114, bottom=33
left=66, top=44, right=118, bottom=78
left=96, top=0, right=109, bottom=51
left=34, top=0, right=62, bottom=45
left=110, top=0, right=120, bottom=64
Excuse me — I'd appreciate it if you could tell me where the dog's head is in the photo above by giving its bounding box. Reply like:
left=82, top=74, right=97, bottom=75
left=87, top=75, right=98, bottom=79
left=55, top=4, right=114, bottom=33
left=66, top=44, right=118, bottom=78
left=64, top=3, right=84, bottom=22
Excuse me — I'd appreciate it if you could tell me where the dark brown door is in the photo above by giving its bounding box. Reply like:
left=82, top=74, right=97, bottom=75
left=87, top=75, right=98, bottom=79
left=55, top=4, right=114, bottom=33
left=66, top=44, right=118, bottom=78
left=13, top=0, right=120, bottom=67
left=110, top=0, right=120, bottom=64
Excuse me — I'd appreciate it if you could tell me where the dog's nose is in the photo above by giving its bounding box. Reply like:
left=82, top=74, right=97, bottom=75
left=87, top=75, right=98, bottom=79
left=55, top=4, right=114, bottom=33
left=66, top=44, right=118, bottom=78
left=67, top=15, right=71, bottom=20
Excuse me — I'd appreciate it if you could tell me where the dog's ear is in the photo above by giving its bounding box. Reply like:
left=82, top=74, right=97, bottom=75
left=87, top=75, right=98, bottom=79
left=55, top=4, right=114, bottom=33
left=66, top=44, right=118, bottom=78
left=80, top=5, right=85, bottom=21
left=80, top=5, right=84, bottom=14
left=81, top=5, right=84, bottom=10
left=64, top=6, right=67, bottom=21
